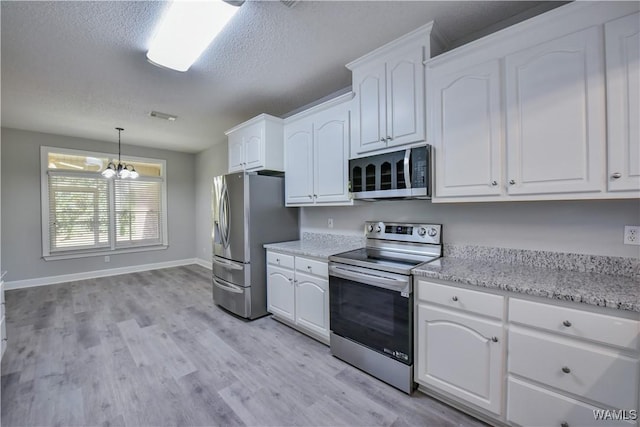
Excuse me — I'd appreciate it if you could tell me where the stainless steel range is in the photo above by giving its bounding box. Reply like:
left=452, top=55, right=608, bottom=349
left=328, top=221, right=442, bottom=394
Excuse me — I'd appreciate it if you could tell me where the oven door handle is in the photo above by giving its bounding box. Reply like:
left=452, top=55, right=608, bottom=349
left=329, top=265, right=410, bottom=294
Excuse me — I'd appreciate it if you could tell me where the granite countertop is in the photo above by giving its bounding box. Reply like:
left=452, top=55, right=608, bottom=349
left=413, top=257, right=640, bottom=313
left=263, top=232, right=364, bottom=260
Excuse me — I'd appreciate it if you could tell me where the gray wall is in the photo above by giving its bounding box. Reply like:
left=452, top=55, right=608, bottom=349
left=301, top=199, right=640, bottom=258
left=1, top=127, right=197, bottom=282
left=194, top=141, right=228, bottom=264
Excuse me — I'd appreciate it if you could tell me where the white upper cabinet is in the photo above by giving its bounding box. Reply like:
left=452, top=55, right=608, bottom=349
left=429, top=59, right=503, bottom=198
left=225, top=114, right=284, bottom=173
left=284, top=93, right=352, bottom=207
left=606, top=12, right=640, bottom=193
left=505, top=27, right=605, bottom=196
left=347, top=22, right=435, bottom=158
left=428, top=1, right=639, bottom=202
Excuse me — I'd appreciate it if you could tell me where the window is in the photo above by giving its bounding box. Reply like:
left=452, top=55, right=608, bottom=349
left=41, top=147, right=168, bottom=259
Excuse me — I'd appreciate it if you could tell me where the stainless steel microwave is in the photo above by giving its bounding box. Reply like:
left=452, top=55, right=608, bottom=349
left=349, top=146, right=431, bottom=200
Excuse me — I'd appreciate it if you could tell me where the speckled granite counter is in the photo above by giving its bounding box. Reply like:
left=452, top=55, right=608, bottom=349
left=413, top=256, right=640, bottom=313
left=263, top=232, right=364, bottom=260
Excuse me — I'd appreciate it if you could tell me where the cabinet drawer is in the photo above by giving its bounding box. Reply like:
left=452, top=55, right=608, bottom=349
left=418, top=281, right=504, bottom=319
left=507, top=377, right=635, bottom=427
left=509, top=327, right=639, bottom=410
left=295, top=257, right=328, bottom=278
left=510, top=298, right=639, bottom=350
left=266, top=251, right=294, bottom=269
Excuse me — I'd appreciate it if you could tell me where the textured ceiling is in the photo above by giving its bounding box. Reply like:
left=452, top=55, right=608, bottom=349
left=1, top=1, right=563, bottom=153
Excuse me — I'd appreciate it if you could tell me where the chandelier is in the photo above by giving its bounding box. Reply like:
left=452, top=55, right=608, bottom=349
left=101, top=127, right=138, bottom=179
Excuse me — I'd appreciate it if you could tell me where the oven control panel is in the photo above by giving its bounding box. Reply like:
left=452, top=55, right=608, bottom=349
left=364, top=221, right=441, bottom=244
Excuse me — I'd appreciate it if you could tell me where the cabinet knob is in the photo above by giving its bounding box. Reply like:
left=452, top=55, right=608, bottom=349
left=562, top=320, right=572, bottom=327
left=307, top=265, right=312, bottom=270
left=611, top=172, right=622, bottom=179
left=313, top=194, right=317, bottom=198
left=562, top=366, right=571, bottom=374
left=276, top=258, right=280, bottom=263
left=491, top=181, right=498, bottom=186
left=452, top=296, right=458, bottom=302
left=509, top=179, right=516, bottom=185
left=386, top=136, right=393, bottom=141
left=561, top=422, right=569, bottom=427
left=308, top=195, right=313, bottom=199
left=491, top=336, right=499, bottom=343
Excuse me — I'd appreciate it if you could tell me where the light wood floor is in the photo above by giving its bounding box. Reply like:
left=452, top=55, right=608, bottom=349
left=1, top=265, right=485, bottom=427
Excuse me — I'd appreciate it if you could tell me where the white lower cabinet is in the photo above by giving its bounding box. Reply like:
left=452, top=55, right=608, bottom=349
left=294, top=271, right=329, bottom=338
left=415, top=280, right=640, bottom=426
left=266, top=264, right=295, bottom=322
left=266, top=250, right=329, bottom=344
left=507, top=298, right=640, bottom=427
left=415, top=280, right=505, bottom=416
left=507, top=377, right=625, bottom=427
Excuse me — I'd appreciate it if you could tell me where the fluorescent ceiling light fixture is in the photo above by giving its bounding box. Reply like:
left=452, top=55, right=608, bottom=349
left=147, top=0, right=241, bottom=72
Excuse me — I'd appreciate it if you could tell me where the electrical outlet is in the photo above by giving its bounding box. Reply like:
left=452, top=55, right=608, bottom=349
left=624, top=226, right=640, bottom=245
left=104, top=256, right=110, bottom=262
left=328, top=218, right=334, bottom=229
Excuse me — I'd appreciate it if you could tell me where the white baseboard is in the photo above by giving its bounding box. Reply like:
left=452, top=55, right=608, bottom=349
left=4, top=258, right=199, bottom=291
left=194, top=258, right=212, bottom=270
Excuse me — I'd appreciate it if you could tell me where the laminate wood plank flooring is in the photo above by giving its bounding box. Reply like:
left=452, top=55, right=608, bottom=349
left=1, top=265, right=486, bottom=427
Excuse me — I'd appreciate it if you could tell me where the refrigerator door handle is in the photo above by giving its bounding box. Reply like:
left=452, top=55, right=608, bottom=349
left=220, top=183, right=231, bottom=248
left=212, top=257, right=243, bottom=270
left=213, top=277, right=244, bottom=294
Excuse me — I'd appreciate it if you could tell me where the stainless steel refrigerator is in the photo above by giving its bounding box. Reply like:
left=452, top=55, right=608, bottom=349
left=212, top=172, right=298, bottom=319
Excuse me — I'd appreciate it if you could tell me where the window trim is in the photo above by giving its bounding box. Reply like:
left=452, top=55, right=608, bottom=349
left=41, top=146, right=169, bottom=260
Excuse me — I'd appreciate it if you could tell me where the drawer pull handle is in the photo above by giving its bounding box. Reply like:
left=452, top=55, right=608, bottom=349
left=276, top=258, right=280, bottom=263
left=561, top=366, right=571, bottom=374
left=562, top=320, right=572, bottom=327
left=491, top=336, right=499, bottom=343
left=307, top=266, right=312, bottom=269
left=561, top=422, right=569, bottom=427
left=452, top=296, right=458, bottom=302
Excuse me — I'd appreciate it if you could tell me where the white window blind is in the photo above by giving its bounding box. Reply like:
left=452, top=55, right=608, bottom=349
left=115, top=180, right=162, bottom=246
left=41, top=146, right=167, bottom=259
left=48, top=173, right=110, bottom=252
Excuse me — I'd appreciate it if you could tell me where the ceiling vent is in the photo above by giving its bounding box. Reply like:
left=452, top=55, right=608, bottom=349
left=150, top=111, right=178, bottom=121
left=280, top=1, right=299, bottom=8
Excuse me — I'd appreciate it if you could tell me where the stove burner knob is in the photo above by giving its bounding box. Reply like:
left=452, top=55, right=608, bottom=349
left=417, top=227, right=427, bottom=236
left=375, top=225, right=382, bottom=233
left=427, top=228, right=438, bottom=237
left=367, top=224, right=374, bottom=232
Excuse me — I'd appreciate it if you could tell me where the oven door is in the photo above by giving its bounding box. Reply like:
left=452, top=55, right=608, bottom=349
left=329, top=263, right=413, bottom=365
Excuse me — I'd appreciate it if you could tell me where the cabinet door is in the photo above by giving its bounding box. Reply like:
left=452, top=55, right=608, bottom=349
left=266, top=265, right=295, bottom=322
left=606, top=12, right=640, bottom=193
left=351, top=63, right=387, bottom=156
left=386, top=47, right=425, bottom=147
left=314, top=104, right=351, bottom=203
left=228, top=132, right=245, bottom=172
left=285, top=120, right=314, bottom=205
left=505, top=27, right=605, bottom=195
left=243, top=122, right=265, bottom=171
left=416, top=304, right=504, bottom=415
left=507, top=377, right=619, bottom=427
left=429, top=59, right=503, bottom=198
left=294, top=271, right=329, bottom=339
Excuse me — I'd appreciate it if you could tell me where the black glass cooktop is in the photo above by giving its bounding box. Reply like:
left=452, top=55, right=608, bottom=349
left=329, top=247, right=438, bottom=275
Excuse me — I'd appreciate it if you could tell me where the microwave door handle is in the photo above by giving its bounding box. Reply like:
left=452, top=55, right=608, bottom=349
left=403, top=149, right=412, bottom=189
left=329, top=265, right=409, bottom=293
left=213, top=277, right=244, bottom=294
